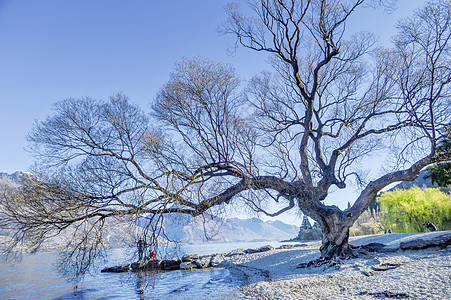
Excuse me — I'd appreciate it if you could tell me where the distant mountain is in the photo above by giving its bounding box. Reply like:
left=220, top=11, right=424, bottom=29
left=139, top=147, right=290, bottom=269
left=0, top=171, right=32, bottom=188
left=266, top=219, right=299, bottom=236
left=153, top=215, right=299, bottom=244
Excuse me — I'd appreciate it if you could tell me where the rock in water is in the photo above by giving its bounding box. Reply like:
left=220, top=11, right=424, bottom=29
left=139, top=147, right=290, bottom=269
left=131, top=259, right=162, bottom=271
left=181, top=253, right=200, bottom=262
left=161, top=259, right=181, bottom=270
left=195, top=256, right=212, bottom=268
left=210, top=254, right=225, bottom=267
left=226, top=249, right=245, bottom=257
left=180, top=262, right=196, bottom=270
left=101, top=264, right=130, bottom=273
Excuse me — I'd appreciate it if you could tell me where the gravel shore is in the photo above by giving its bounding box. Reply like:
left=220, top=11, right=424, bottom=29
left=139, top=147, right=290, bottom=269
left=224, top=231, right=451, bottom=299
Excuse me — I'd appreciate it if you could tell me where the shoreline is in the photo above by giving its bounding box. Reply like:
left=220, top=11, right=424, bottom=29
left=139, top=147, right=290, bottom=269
left=222, top=231, right=451, bottom=299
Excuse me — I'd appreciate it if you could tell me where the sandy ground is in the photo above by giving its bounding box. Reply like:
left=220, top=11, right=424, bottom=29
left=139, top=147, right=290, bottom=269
left=223, top=231, right=451, bottom=300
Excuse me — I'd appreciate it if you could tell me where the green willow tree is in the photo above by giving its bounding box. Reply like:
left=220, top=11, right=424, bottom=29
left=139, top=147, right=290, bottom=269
left=377, top=186, right=451, bottom=233
left=1, top=0, right=450, bottom=270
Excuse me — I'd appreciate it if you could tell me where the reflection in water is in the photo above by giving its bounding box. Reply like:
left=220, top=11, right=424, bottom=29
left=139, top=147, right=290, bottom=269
left=1, top=241, right=288, bottom=299
left=0, top=252, right=243, bottom=299
left=136, top=271, right=156, bottom=298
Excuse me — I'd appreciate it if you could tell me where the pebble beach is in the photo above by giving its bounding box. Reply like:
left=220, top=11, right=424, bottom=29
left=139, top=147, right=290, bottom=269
left=222, top=231, right=451, bottom=300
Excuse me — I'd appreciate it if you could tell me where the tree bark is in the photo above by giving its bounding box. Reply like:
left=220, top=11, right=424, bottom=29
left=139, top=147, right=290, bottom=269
left=319, top=216, right=352, bottom=260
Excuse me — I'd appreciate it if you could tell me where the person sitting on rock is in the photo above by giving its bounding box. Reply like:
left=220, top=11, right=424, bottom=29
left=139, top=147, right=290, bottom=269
left=423, top=221, right=437, bottom=232
left=148, top=250, right=156, bottom=260
left=137, top=236, right=146, bottom=261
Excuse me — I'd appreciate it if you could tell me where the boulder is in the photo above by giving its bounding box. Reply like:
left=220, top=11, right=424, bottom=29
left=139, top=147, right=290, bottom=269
left=180, top=262, right=196, bottom=270
left=244, top=248, right=259, bottom=254
left=277, top=244, right=307, bottom=250
left=195, top=255, right=212, bottom=268
left=258, top=245, right=275, bottom=252
left=130, top=258, right=182, bottom=271
left=161, top=258, right=181, bottom=270
left=181, top=253, right=200, bottom=262
left=131, top=259, right=162, bottom=271
left=101, top=264, right=130, bottom=273
left=217, top=260, right=232, bottom=268
left=210, top=254, right=225, bottom=267
left=277, top=244, right=296, bottom=249
left=226, top=248, right=246, bottom=257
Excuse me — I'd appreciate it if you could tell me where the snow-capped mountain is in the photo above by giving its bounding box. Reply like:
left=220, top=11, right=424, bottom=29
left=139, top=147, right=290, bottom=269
left=150, top=214, right=299, bottom=244
left=0, top=171, right=33, bottom=188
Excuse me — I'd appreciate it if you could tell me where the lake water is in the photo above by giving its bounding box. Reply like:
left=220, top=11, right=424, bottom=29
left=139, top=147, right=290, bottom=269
left=0, top=241, right=291, bottom=299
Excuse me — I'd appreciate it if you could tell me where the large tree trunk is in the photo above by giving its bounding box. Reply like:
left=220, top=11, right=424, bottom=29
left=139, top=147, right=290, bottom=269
left=316, top=209, right=354, bottom=260
left=298, top=213, right=354, bottom=268
left=320, top=223, right=352, bottom=260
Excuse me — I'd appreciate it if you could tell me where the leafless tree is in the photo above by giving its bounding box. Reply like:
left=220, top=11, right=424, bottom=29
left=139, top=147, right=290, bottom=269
left=220, top=0, right=450, bottom=261
left=1, top=0, right=450, bottom=271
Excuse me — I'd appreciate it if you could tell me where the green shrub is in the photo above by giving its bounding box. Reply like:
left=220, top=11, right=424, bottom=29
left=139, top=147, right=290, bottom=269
left=376, top=186, right=451, bottom=233
left=350, top=222, right=385, bottom=237
left=299, top=228, right=322, bottom=240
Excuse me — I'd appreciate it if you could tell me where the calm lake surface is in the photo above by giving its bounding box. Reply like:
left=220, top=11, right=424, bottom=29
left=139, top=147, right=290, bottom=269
left=0, top=241, right=290, bottom=300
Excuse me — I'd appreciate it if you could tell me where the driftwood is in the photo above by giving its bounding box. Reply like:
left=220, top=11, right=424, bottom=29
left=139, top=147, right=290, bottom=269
left=354, top=232, right=451, bottom=254
left=400, top=232, right=451, bottom=250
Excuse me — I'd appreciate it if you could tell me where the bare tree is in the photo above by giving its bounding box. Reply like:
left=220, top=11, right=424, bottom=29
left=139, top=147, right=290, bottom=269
left=1, top=0, right=450, bottom=271
left=221, top=0, right=451, bottom=261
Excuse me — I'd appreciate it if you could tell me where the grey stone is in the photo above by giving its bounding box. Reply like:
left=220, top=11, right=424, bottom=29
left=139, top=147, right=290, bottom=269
left=210, top=254, right=225, bottom=267
left=181, top=253, right=200, bottom=262
left=195, top=256, right=212, bottom=268
left=180, top=262, right=196, bottom=270
left=101, top=264, right=130, bottom=273
left=244, top=248, right=260, bottom=254
left=277, top=244, right=296, bottom=249
left=161, top=258, right=181, bottom=270
left=226, top=248, right=246, bottom=257
left=131, top=259, right=162, bottom=271
left=258, top=245, right=275, bottom=252
left=217, top=260, right=232, bottom=268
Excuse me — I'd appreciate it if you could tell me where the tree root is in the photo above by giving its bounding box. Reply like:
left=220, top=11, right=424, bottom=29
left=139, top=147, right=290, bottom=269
left=297, top=247, right=361, bottom=269
left=297, top=257, right=344, bottom=269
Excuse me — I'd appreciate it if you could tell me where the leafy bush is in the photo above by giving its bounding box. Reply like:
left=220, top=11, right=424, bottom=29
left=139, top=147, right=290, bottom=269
left=376, top=186, right=451, bottom=233
left=350, top=222, right=385, bottom=237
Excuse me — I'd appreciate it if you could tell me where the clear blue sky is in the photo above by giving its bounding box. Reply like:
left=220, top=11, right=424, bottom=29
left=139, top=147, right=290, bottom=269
left=0, top=0, right=427, bottom=223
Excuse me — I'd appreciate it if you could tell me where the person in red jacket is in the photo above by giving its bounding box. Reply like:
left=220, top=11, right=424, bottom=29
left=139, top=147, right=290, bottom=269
left=148, top=250, right=156, bottom=260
